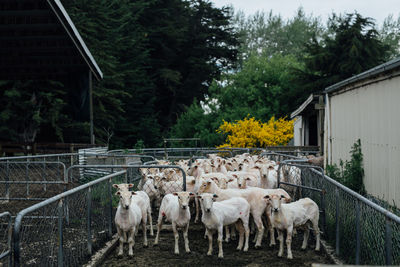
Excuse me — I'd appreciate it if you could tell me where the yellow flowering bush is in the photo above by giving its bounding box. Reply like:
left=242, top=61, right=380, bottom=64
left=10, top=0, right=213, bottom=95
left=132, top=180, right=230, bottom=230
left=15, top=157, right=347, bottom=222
left=217, top=116, right=294, bottom=148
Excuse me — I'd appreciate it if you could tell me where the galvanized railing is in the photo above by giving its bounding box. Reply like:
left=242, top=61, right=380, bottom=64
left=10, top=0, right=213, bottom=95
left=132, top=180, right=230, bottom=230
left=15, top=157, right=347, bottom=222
left=12, top=164, right=188, bottom=266
left=0, top=161, right=67, bottom=201
left=0, top=212, right=12, bottom=267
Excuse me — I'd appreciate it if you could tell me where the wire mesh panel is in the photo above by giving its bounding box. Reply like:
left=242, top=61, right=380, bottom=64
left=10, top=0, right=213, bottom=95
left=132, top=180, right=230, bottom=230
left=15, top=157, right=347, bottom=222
left=17, top=201, right=60, bottom=265
left=300, top=167, right=400, bottom=265
left=13, top=171, right=127, bottom=267
left=0, top=162, right=66, bottom=201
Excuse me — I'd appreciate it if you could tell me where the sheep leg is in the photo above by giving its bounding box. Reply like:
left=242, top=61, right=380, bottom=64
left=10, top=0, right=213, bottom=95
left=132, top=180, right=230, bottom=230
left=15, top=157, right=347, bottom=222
left=194, top=197, right=200, bottom=223
left=224, top=225, right=230, bottom=242
left=242, top=216, right=250, bottom=252
left=172, top=222, right=179, bottom=254
left=117, top=227, right=124, bottom=256
left=184, top=223, right=191, bottom=253
left=154, top=212, right=163, bottom=245
left=148, top=207, right=154, bottom=236
left=142, top=219, right=148, bottom=247
left=206, top=229, right=213, bottom=256
left=265, top=211, right=276, bottom=246
left=235, top=222, right=244, bottom=251
left=253, top=213, right=264, bottom=248
left=277, top=230, right=284, bottom=257
left=286, top=227, right=293, bottom=259
left=218, top=225, right=224, bottom=258
left=128, top=228, right=135, bottom=256
left=231, top=224, right=237, bottom=240
left=313, top=220, right=321, bottom=251
left=302, top=226, right=310, bottom=250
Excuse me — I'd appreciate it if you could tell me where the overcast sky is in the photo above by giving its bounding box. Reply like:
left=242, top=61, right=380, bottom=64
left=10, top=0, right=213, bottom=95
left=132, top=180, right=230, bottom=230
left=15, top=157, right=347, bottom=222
left=212, top=0, right=400, bottom=26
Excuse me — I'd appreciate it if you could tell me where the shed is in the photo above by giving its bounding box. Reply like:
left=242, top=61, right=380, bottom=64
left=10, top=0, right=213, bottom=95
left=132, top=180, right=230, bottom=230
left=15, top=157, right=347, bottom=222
left=290, top=94, right=324, bottom=154
left=0, top=0, right=103, bottom=144
left=324, top=56, right=400, bottom=205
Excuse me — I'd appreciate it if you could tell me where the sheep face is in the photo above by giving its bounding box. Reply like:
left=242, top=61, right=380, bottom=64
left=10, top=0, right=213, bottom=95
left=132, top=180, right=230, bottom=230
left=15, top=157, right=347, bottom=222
left=264, top=193, right=286, bottom=213
left=173, top=191, right=194, bottom=210
left=198, top=193, right=218, bottom=213
left=116, top=190, right=136, bottom=210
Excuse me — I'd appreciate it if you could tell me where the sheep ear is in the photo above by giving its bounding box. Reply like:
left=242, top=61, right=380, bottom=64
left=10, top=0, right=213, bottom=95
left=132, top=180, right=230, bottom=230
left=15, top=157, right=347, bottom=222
left=268, top=166, right=274, bottom=170
left=213, top=194, right=218, bottom=198
left=172, top=192, right=178, bottom=196
left=128, top=184, right=134, bottom=188
left=228, top=178, right=234, bottom=182
left=116, top=191, right=121, bottom=196
left=112, top=184, right=119, bottom=189
left=232, top=174, right=238, bottom=178
left=161, top=177, right=167, bottom=180
left=263, top=195, right=270, bottom=199
left=197, top=195, right=202, bottom=199
left=246, top=177, right=251, bottom=180
left=131, top=191, right=137, bottom=195
left=194, top=166, right=198, bottom=169
left=280, top=195, right=286, bottom=199
left=254, top=166, right=260, bottom=169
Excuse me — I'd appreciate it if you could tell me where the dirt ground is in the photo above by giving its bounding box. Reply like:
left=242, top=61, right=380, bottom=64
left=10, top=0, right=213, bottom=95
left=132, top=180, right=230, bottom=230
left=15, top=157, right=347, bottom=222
left=100, top=225, right=334, bottom=267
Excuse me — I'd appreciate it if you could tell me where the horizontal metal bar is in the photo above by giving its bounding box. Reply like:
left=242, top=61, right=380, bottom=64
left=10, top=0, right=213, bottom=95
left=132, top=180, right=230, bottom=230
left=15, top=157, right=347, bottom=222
left=0, top=161, right=65, bottom=165
left=0, top=181, right=65, bottom=184
left=0, top=197, right=48, bottom=201
left=279, top=181, right=323, bottom=192
left=0, top=153, right=78, bottom=161
left=309, top=168, right=400, bottom=224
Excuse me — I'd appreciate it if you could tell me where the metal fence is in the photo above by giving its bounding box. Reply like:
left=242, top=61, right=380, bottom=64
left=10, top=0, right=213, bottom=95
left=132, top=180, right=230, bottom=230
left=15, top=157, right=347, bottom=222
left=12, top=164, right=187, bottom=266
left=0, top=212, right=12, bottom=267
left=0, top=162, right=67, bottom=202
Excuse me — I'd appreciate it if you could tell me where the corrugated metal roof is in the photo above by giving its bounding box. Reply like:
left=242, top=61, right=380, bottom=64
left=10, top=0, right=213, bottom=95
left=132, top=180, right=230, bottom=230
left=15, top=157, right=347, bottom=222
left=48, top=0, right=103, bottom=80
left=324, top=56, right=400, bottom=94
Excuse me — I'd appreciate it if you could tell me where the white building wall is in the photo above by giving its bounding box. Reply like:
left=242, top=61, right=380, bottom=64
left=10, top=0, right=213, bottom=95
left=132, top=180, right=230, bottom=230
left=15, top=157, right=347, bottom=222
left=293, top=116, right=303, bottom=146
left=329, top=75, right=400, bottom=205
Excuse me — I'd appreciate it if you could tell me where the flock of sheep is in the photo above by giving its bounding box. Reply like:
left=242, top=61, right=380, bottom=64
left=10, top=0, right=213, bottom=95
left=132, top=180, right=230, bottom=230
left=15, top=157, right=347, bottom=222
left=113, top=153, right=321, bottom=260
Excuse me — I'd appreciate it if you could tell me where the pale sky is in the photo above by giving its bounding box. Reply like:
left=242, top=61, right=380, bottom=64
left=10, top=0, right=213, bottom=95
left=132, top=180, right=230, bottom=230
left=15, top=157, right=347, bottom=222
left=212, top=0, right=400, bottom=26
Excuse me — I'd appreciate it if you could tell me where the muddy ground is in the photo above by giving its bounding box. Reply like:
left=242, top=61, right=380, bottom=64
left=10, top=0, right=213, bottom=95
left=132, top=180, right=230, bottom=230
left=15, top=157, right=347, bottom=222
left=100, top=225, right=334, bottom=267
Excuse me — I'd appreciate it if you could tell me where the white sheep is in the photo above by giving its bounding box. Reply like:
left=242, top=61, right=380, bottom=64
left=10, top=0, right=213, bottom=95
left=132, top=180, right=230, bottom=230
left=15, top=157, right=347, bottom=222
left=114, top=189, right=143, bottom=256
left=198, top=193, right=250, bottom=258
left=197, top=178, right=291, bottom=247
left=113, top=184, right=153, bottom=240
left=263, top=194, right=320, bottom=259
left=154, top=191, right=195, bottom=254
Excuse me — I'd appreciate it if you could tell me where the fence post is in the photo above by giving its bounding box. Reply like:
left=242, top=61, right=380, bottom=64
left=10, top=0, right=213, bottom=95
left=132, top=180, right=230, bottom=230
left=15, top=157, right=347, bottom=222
left=26, top=159, right=30, bottom=196
left=87, top=186, right=92, bottom=255
left=355, top=200, right=360, bottom=264
left=108, top=178, right=113, bottom=237
left=385, top=217, right=392, bottom=265
left=43, top=159, right=47, bottom=192
left=320, top=190, right=326, bottom=234
left=5, top=160, right=10, bottom=201
left=335, top=187, right=340, bottom=255
left=58, top=199, right=64, bottom=267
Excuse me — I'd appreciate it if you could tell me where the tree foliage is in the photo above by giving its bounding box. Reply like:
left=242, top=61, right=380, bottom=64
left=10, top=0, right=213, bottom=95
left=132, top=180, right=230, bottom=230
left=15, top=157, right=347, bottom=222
left=292, top=12, right=391, bottom=98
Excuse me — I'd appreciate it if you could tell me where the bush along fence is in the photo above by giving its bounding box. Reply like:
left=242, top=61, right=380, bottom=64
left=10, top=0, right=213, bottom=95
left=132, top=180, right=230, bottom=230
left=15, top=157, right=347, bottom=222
left=12, top=164, right=186, bottom=266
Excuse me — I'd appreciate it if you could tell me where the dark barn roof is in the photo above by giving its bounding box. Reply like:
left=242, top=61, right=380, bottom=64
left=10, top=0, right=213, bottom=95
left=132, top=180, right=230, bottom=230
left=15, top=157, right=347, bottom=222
left=0, top=0, right=102, bottom=80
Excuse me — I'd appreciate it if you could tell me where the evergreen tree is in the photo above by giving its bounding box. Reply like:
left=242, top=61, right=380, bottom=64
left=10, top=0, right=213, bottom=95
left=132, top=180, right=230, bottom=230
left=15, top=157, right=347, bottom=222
left=292, top=12, right=390, bottom=100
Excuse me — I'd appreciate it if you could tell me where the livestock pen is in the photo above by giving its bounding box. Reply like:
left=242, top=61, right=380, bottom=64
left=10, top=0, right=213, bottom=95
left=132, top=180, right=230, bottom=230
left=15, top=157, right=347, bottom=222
left=0, top=148, right=399, bottom=266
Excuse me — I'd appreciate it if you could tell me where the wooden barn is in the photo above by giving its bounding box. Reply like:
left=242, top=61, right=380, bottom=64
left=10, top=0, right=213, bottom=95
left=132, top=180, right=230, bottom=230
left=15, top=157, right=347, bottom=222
left=0, top=0, right=103, bottom=153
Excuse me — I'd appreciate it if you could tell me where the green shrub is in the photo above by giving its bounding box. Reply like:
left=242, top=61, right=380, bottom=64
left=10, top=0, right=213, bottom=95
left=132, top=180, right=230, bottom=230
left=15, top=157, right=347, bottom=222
left=326, top=139, right=366, bottom=195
